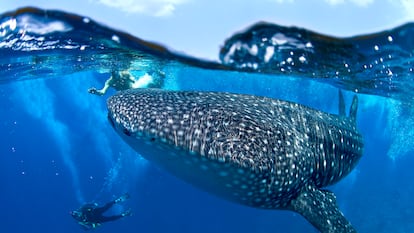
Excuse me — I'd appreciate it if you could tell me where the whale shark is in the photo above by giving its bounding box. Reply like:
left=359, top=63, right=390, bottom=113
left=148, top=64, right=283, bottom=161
left=107, top=88, right=363, bottom=233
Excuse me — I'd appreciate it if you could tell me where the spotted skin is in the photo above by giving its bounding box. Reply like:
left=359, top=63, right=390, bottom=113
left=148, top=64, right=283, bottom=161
left=107, top=88, right=363, bottom=233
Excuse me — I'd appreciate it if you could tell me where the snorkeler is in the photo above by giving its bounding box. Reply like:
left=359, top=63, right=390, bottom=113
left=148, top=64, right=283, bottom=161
left=88, top=70, right=134, bottom=96
left=88, top=69, right=166, bottom=96
left=70, top=193, right=132, bottom=230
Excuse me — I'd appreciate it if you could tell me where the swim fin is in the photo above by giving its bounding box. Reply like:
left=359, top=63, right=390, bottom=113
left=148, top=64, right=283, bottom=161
left=115, top=193, right=130, bottom=203
left=121, top=208, right=132, bottom=217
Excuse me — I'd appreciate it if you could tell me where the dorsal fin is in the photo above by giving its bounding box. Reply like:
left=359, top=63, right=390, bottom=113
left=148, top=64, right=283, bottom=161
left=338, top=90, right=345, bottom=117
left=349, top=95, right=358, bottom=122
left=338, top=90, right=358, bottom=122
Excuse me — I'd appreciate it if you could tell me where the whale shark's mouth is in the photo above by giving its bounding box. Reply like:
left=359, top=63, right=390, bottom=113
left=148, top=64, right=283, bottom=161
left=107, top=104, right=134, bottom=138
left=107, top=113, right=115, bottom=128
left=108, top=112, right=133, bottom=137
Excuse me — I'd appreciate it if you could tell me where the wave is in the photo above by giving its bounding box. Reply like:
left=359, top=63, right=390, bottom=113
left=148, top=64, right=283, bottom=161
left=0, top=7, right=413, bottom=102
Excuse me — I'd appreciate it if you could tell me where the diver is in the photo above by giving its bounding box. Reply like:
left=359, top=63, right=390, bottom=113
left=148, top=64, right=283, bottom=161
left=88, top=69, right=166, bottom=96
left=70, top=193, right=132, bottom=230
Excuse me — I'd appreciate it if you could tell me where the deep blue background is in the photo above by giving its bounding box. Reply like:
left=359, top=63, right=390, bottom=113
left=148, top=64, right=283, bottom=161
left=1, top=70, right=414, bottom=233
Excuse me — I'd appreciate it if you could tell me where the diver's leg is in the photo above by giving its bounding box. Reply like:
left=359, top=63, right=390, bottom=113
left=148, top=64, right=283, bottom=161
left=99, top=212, right=130, bottom=223
left=94, top=193, right=129, bottom=214
left=98, top=209, right=131, bottom=223
left=94, top=201, right=116, bottom=215
left=98, top=215, right=123, bottom=223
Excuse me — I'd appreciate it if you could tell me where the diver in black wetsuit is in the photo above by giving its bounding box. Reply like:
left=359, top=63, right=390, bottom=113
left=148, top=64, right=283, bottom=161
left=70, top=193, right=131, bottom=230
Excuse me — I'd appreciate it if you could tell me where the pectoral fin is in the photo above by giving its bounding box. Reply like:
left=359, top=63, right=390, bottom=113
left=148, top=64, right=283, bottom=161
left=288, top=185, right=357, bottom=233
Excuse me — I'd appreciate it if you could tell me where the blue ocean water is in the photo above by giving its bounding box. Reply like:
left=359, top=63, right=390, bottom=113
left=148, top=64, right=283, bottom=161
left=0, top=7, right=413, bottom=233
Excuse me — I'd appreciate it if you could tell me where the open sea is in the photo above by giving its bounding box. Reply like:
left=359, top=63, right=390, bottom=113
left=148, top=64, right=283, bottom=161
left=1, top=7, right=414, bottom=233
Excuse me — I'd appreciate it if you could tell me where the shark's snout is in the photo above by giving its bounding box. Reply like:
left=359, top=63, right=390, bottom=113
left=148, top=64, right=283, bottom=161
left=106, top=92, right=136, bottom=137
left=106, top=94, right=122, bottom=131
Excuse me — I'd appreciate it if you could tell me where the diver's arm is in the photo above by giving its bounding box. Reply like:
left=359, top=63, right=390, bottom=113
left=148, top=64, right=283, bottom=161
left=98, top=77, right=112, bottom=95
left=88, top=77, right=112, bottom=96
